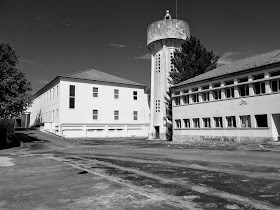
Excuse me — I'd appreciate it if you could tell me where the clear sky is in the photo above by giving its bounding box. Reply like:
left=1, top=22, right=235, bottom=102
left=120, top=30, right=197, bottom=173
left=1, top=0, right=280, bottom=93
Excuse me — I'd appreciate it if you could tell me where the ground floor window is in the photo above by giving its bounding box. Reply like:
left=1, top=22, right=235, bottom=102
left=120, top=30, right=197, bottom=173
left=183, top=119, right=190, bottom=128
left=255, top=114, right=268, bottom=127
left=133, top=111, right=138, bottom=120
left=214, top=117, right=223, bottom=128
left=193, top=118, right=200, bottom=128
left=226, top=116, right=236, bottom=128
left=202, top=118, right=211, bottom=128
left=240, top=115, right=251, bottom=127
left=114, top=110, right=119, bottom=120
left=183, top=95, right=189, bottom=104
left=93, top=110, right=98, bottom=120
left=175, top=119, right=181, bottom=129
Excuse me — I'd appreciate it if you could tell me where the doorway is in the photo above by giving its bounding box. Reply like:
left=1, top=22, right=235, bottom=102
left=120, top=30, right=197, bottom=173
left=272, top=114, right=280, bottom=140
left=155, top=126, right=160, bottom=139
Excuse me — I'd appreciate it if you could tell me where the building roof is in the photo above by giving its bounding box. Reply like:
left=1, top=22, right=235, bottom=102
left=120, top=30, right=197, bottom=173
left=173, top=49, right=280, bottom=88
left=61, top=69, right=145, bottom=86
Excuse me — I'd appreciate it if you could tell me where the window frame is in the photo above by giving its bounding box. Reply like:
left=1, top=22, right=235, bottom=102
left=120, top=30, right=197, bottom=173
left=133, top=91, right=138, bottom=100
left=114, top=110, right=119, bottom=120
left=193, top=118, right=200, bottom=128
left=133, top=111, right=138, bottom=120
left=240, top=115, right=251, bottom=128
left=175, top=119, right=181, bottom=129
left=69, top=85, right=75, bottom=109
left=202, top=118, right=211, bottom=128
left=93, top=87, right=98, bottom=98
left=214, top=117, right=223, bottom=128
left=226, top=116, right=236, bottom=128
left=114, top=89, right=119, bottom=99
left=92, top=110, right=98, bottom=120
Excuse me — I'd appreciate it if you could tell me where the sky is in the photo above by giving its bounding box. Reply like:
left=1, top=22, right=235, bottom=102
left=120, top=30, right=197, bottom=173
left=1, top=0, right=280, bottom=93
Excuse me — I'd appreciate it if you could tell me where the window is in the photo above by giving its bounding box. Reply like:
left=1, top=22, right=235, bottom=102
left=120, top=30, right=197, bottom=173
left=253, top=74, right=264, bottom=80
left=203, top=118, right=211, bottom=128
left=174, top=97, right=180, bottom=105
left=133, top=111, right=138, bottom=120
left=183, top=95, right=189, bottom=104
left=155, top=54, right=161, bottom=73
left=202, top=85, right=209, bottom=90
left=156, top=100, right=160, bottom=112
left=193, top=118, right=200, bottom=128
left=175, top=119, right=181, bottom=129
left=225, top=80, right=234, bottom=86
left=192, top=87, right=198, bottom=92
left=93, top=87, right=98, bottom=97
left=183, top=89, right=189, bottom=93
left=56, top=85, right=59, bottom=97
left=192, top=94, right=199, bottom=103
left=270, top=70, right=280, bottom=77
left=271, top=79, right=280, bottom=92
left=254, top=82, right=265, bottom=95
left=240, top=115, right=251, bottom=128
left=226, top=116, right=236, bottom=128
left=133, top=91, right=137, bottom=100
left=214, top=117, right=223, bottom=128
left=114, top=110, right=119, bottom=120
left=213, top=90, right=221, bottom=100
left=202, top=92, right=209, bottom=101
left=238, top=77, right=248, bottom=83
left=183, top=119, right=190, bottom=128
left=92, top=110, right=98, bottom=120
left=238, top=84, right=249, bottom=96
left=255, top=114, right=268, bottom=127
left=69, top=85, right=75, bottom=109
left=225, top=87, right=234, bottom=98
left=114, top=89, right=119, bottom=99
left=213, top=83, right=220, bottom=88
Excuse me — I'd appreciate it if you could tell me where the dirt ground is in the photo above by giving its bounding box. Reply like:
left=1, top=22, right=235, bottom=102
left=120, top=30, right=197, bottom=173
left=1, top=130, right=280, bottom=210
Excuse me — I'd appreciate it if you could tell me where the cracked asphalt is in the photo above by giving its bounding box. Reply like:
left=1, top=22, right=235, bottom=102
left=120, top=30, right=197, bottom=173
left=1, top=130, right=280, bottom=210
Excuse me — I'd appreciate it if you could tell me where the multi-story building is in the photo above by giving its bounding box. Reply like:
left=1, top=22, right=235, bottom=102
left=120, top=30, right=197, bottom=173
left=171, top=50, right=280, bottom=143
left=29, top=69, right=150, bottom=138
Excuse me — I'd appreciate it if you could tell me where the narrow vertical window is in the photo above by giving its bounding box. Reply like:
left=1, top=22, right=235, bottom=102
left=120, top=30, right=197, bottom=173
left=114, top=110, right=119, bottom=120
left=114, top=89, right=119, bottom=99
left=93, top=110, right=98, bottom=120
left=133, top=91, right=137, bottom=100
left=193, top=118, right=200, bottom=128
left=93, top=87, right=98, bottom=97
left=56, top=85, right=59, bottom=97
left=183, top=119, right=190, bottom=128
left=69, top=85, right=75, bottom=109
left=226, top=116, right=236, bottom=128
left=203, top=118, right=211, bottom=128
left=133, top=111, right=138, bottom=120
left=214, top=117, right=223, bottom=128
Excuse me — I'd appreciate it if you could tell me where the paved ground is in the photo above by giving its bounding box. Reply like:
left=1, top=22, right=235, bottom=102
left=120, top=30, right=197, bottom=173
left=1, top=130, right=280, bottom=210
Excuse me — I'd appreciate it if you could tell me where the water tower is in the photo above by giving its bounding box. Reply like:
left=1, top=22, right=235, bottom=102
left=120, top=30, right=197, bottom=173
left=147, top=10, right=190, bottom=139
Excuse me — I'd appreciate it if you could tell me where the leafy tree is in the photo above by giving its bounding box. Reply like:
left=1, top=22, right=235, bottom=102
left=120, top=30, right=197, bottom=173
left=166, top=36, right=219, bottom=140
left=0, top=43, right=32, bottom=119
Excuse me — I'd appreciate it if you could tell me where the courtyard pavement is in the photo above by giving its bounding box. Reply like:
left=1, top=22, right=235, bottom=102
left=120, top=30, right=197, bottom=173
left=0, top=130, right=280, bottom=209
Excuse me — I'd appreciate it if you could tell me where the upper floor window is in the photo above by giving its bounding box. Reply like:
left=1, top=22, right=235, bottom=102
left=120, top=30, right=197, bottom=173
left=270, top=70, right=280, bottom=77
left=254, top=81, right=265, bottom=95
left=253, top=74, right=264, bottom=80
left=192, top=94, right=199, bottom=103
left=156, top=100, right=160, bottom=112
left=133, top=111, right=138, bottom=120
left=114, top=110, right=119, bottom=120
left=255, top=114, right=268, bottom=127
left=69, top=85, right=75, bottom=109
left=192, top=87, right=198, bottom=92
left=214, top=117, right=223, bottom=128
left=213, top=90, right=222, bottom=100
left=225, top=80, right=234, bottom=86
left=183, top=95, right=189, bottom=104
left=238, top=77, right=248, bottom=83
left=175, top=119, right=181, bottom=129
left=240, top=115, right=251, bottom=128
left=114, top=89, right=119, bottom=99
left=225, top=87, right=234, bottom=98
left=133, top=91, right=137, bottom=100
left=202, top=85, right=209, bottom=90
left=226, top=116, right=236, bottom=128
left=93, top=110, right=98, bottom=120
left=202, top=92, right=209, bottom=101
left=271, top=79, right=280, bottom=92
left=93, top=87, right=98, bottom=97
left=213, top=83, right=220, bottom=88
left=238, top=84, right=249, bottom=96
left=174, top=97, right=180, bottom=106
left=183, top=119, right=190, bottom=128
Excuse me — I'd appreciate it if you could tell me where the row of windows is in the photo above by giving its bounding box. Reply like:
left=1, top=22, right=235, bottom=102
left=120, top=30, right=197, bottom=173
left=92, top=110, right=138, bottom=121
left=174, top=78, right=280, bottom=106
left=175, top=114, right=268, bottom=129
left=69, top=85, right=138, bottom=109
left=35, top=85, right=59, bottom=106
left=41, top=109, right=59, bottom=123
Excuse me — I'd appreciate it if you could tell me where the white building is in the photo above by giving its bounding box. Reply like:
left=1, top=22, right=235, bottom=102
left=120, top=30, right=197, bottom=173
left=147, top=10, right=190, bottom=139
left=171, top=50, right=280, bottom=143
left=29, top=69, right=150, bottom=138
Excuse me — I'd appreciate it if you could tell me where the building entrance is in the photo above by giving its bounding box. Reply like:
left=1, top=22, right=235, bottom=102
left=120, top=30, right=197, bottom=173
left=155, top=126, right=160, bottom=139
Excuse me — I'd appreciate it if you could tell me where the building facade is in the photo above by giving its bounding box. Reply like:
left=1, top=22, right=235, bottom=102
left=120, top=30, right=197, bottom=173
left=29, top=69, right=150, bottom=138
left=171, top=50, right=280, bottom=143
left=147, top=10, right=190, bottom=139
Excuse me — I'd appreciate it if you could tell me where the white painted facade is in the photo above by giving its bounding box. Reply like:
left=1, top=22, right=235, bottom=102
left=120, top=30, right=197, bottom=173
left=172, top=65, right=280, bottom=143
left=30, top=77, right=150, bottom=138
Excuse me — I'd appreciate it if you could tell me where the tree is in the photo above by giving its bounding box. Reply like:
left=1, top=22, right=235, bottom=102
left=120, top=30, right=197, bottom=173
left=0, top=43, right=32, bottom=119
left=165, top=36, right=219, bottom=140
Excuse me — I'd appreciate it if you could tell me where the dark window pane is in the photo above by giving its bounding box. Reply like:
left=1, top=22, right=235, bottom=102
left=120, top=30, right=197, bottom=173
left=69, top=98, right=75, bottom=108
left=270, top=71, right=280, bottom=77
left=271, top=80, right=278, bottom=92
left=70, top=85, right=75, bottom=97
left=255, top=115, right=268, bottom=127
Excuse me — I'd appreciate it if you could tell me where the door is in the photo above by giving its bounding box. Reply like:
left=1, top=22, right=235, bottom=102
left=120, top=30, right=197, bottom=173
left=155, top=126, right=160, bottom=139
